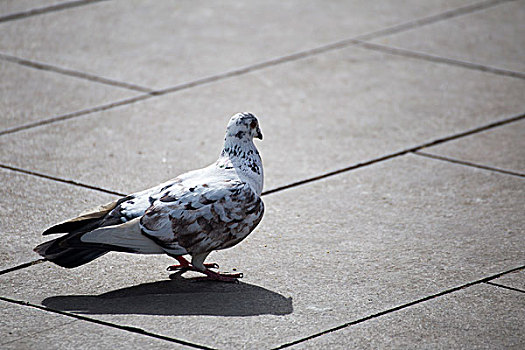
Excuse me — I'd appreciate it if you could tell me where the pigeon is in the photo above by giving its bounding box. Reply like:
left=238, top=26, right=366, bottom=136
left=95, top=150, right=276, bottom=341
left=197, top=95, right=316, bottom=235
left=34, top=112, right=264, bottom=282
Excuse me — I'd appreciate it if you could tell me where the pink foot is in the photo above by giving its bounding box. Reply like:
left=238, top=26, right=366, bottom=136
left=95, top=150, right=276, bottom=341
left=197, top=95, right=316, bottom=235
left=167, top=256, right=241, bottom=282
left=167, top=256, right=218, bottom=271
left=197, top=269, right=243, bottom=283
left=167, top=262, right=219, bottom=271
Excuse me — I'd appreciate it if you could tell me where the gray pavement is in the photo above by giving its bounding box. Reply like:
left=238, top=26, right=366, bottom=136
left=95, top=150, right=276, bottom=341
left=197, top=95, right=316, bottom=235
left=0, top=0, right=523, bottom=349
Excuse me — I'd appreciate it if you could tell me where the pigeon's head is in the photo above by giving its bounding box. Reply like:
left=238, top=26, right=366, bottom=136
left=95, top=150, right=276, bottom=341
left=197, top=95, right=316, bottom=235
left=226, top=112, right=263, bottom=141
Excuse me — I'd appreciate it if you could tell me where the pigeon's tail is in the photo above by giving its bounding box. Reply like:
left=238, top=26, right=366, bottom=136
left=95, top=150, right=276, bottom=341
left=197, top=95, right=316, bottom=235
left=34, top=239, right=108, bottom=268
left=42, top=197, right=128, bottom=236
left=34, top=197, right=125, bottom=268
left=34, top=218, right=164, bottom=268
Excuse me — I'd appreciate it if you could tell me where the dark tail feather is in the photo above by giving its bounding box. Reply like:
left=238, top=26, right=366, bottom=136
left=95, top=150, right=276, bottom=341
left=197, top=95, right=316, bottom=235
left=34, top=239, right=108, bottom=268
left=42, top=217, right=102, bottom=235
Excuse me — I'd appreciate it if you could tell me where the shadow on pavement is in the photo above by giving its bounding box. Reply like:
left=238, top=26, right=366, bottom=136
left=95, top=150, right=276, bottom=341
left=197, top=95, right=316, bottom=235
left=42, top=275, right=293, bottom=317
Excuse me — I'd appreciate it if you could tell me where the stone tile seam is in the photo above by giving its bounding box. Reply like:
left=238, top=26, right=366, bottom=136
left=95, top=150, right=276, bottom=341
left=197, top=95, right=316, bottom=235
left=0, top=0, right=108, bottom=23
left=0, top=0, right=515, bottom=137
left=354, top=41, right=525, bottom=80
left=413, top=151, right=525, bottom=178
left=0, top=295, right=216, bottom=350
left=351, top=0, right=516, bottom=42
left=484, top=281, right=525, bottom=294
left=0, top=52, right=153, bottom=93
left=272, top=265, right=525, bottom=349
left=262, top=112, right=525, bottom=196
left=0, top=164, right=125, bottom=196
left=0, top=258, right=47, bottom=276
left=0, top=94, right=152, bottom=137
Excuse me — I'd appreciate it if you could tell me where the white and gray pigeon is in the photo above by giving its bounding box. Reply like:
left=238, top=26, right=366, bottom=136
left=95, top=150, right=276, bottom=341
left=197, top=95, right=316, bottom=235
left=35, top=112, right=264, bottom=282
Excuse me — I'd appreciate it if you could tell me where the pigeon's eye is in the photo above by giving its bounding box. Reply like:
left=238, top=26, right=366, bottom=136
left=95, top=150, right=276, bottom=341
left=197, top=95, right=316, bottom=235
left=250, top=121, right=257, bottom=129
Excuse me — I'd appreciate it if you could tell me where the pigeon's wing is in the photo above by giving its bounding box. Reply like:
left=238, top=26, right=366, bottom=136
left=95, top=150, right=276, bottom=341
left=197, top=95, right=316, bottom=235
left=140, top=180, right=264, bottom=255
left=42, top=179, right=180, bottom=236
left=34, top=173, right=207, bottom=266
left=34, top=177, right=186, bottom=267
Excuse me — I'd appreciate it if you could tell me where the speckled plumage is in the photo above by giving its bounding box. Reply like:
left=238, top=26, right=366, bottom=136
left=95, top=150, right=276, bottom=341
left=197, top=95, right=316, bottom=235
left=35, top=113, right=264, bottom=280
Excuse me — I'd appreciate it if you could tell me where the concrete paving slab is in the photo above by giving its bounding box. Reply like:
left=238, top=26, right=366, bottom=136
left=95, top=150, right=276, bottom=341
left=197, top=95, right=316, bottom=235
left=1, top=155, right=523, bottom=348
left=372, top=0, right=525, bottom=73
left=0, top=0, right=64, bottom=16
left=0, top=299, right=76, bottom=345
left=0, top=168, right=117, bottom=270
left=0, top=300, right=185, bottom=350
left=1, top=46, right=524, bottom=194
left=0, top=0, right=468, bottom=89
left=422, top=119, right=525, bottom=175
left=0, top=60, right=138, bottom=132
left=291, top=283, right=525, bottom=349
left=491, top=269, right=525, bottom=291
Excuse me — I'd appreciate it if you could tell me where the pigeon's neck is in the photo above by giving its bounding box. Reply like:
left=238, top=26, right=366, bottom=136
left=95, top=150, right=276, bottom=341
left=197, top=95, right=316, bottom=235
left=217, top=138, right=263, bottom=195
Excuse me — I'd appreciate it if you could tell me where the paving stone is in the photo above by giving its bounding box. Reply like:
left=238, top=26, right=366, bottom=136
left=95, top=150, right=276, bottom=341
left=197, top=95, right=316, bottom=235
left=491, top=269, right=525, bottom=291
left=0, top=0, right=63, bottom=16
left=0, top=300, right=187, bottom=350
left=1, top=155, right=523, bottom=348
left=0, top=60, right=138, bottom=132
left=422, top=119, right=525, bottom=175
left=1, top=46, right=524, bottom=194
left=291, top=284, right=525, bottom=349
left=0, top=300, right=77, bottom=345
left=372, top=0, right=525, bottom=73
left=0, top=168, right=117, bottom=270
left=0, top=0, right=468, bottom=89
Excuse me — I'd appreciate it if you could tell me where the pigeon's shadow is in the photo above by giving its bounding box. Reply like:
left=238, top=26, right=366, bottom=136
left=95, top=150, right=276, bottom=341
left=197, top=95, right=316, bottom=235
left=42, top=274, right=293, bottom=317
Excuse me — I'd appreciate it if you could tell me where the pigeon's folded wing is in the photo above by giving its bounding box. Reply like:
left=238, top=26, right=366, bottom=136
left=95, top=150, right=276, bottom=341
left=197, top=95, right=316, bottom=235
left=42, top=196, right=134, bottom=235
left=140, top=180, right=264, bottom=255
left=41, top=178, right=184, bottom=236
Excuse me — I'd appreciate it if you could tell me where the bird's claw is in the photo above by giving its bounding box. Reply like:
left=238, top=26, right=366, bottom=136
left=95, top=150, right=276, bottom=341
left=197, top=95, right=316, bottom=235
left=167, top=262, right=219, bottom=271
left=229, top=272, right=243, bottom=279
left=167, top=265, right=187, bottom=272
left=204, top=270, right=243, bottom=282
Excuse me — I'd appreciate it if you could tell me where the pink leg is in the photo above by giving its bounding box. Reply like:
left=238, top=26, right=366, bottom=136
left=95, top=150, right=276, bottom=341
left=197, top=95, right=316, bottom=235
left=167, top=256, right=242, bottom=282
left=167, top=256, right=218, bottom=271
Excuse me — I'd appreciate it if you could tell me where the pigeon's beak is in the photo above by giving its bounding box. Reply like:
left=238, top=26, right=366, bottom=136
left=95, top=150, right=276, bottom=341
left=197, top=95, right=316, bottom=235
left=255, top=128, right=263, bottom=140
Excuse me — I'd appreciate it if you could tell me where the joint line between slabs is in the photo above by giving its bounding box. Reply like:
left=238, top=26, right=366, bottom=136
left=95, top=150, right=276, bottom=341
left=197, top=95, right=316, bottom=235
left=0, top=0, right=108, bottom=23
left=272, top=265, right=525, bottom=349
left=413, top=152, right=525, bottom=178
left=0, top=52, right=153, bottom=93
left=354, top=41, right=525, bottom=80
left=0, top=94, right=152, bottom=137
left=352, top=0, right=515, bottom=41
left=263, top=112, right=525, bottom=195
left=0, top=296, right=216, bottom=350
left=0, top=259, right=47, bottom=276
left=484, top=281, right=525, bottom=294
left=0, top=164, right=125, bottom=196
left=0, top=0, right=513, bottom=137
